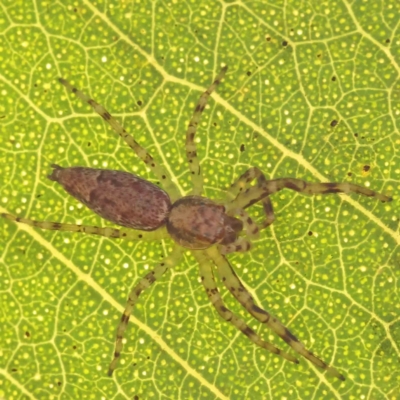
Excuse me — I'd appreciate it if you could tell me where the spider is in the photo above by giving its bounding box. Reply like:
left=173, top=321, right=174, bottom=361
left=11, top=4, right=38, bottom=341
left=2, top=67, right=392, bottom=381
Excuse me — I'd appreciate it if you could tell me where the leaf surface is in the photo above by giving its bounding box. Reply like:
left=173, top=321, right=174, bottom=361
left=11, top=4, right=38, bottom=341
left=0, top=1, right=399, bottom=399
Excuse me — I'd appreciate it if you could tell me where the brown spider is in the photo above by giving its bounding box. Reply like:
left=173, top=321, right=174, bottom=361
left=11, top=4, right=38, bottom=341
left=1, top=67, right=392, bottom=380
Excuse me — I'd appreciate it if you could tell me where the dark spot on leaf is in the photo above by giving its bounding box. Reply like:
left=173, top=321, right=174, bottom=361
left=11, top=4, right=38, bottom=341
left=308, top=231, right=313, bottom=236
left=137, top=100, right=143, bottom=106
left=282, top=40, right=288, bottom=46
left=240, top=144, right=245, bottom=152
left=331, top=76, right=336, bottom=81
left=363, top=165, right=370, bottom=172
left=330, top=120, right=338, bottom=127
left=347, top=172, right=352, bottom=177
left=246, top=71, right=251, bottom=76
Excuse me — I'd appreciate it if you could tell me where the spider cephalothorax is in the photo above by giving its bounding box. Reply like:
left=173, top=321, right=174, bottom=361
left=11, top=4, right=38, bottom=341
left=167, top=196, right=244, bottom=249
left=2, top=66, right=391, bottom=381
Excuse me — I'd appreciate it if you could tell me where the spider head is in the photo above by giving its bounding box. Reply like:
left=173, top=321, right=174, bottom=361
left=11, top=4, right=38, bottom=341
left=166, top=196, right=243, bottom=250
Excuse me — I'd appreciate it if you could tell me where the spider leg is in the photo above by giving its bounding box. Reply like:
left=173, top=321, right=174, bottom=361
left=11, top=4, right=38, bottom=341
left=227, top=171, right=392, bottom=212
left=234, top=208, right=259, bottom=240
left=58, top=78, right=181, bottom=202
left=194, top=251, right=299, bottom=364
left=186, top=66, right=228, bottom=196
left=219, top=209, right=258, bottom=255
left=219, top=237, right=252, bottom=255
left=1, top=213, right=168, bottom=241
left=108, top=245, right=184, bottom=376
left=225, top=167, right=275, bottom=230
left=226, top=167, right=263, bottom=200
left=259, top=196, right=275, bottom=229
left=205, top=246, right=345, bottom=381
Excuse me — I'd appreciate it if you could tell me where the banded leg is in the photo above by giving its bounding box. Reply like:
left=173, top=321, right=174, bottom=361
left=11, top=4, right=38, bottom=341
left=1, top=213, right=169, bottom=241
left=227, top=171, right=392, bottom=212
left=186, top=66, right=228, bottom=196
left=226, top=167, right=263, bottom=200
left=58, top=78, right=181, bottom=202
left=219, top=209, right=258, bottom=254
left=205, top=246, right=345, bottom=381
left=234, top=208, right=259, bottom=240
left=108, top=245, right=183, bottom=376
left=226, top=167, right=276, bottom=230
left=259, top=196, right=275, bottom=229
left=219, top=237, right=252, bottom=255
left=194, top=251, right=298, bottom=364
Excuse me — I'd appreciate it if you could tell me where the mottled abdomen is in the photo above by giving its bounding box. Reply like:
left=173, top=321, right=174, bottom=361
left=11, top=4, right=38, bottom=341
left=48, top=165, right=171, bottom=231
left=166, top=196, right=243, bottom=249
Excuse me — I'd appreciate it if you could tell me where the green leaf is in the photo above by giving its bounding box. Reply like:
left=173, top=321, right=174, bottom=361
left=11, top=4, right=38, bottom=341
left=1, top=1, right=399, bottom=399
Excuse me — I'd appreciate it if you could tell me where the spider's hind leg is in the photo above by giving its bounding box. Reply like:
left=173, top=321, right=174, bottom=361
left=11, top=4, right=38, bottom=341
left=1, top=213, right=168, bottom=241
left=58, top=78, right=180, bottom=201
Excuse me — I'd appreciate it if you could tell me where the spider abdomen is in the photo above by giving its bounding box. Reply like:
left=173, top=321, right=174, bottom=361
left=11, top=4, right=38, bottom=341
left=48, top=165, right=171, bottom=231
left=166, top=196, right=243, bottom=249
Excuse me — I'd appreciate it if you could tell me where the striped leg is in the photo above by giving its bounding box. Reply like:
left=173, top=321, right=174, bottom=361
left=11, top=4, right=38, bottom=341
left=225, top=167, right=276, bottom=231
left=108, top=245, right=183, bottom=376
left=259, top=196, right=275, bottom=229
left=219, top=237, right=252, bottom=255
left=58, top=78, right=181, bottom=202
left=194, top=251, right=298, bottom=364
left=219, top=209, right=258, bottom=255
left=234, top=208, right=259, bottom=239
left=205, top=246, right=345, bottom=381
left=226, top=169, right=392, bottom=213
left=1, top=213, right=168, bottom=241
left=186, top=66, right=228, bottom=196
left=226, top=167, right=263, bottom=199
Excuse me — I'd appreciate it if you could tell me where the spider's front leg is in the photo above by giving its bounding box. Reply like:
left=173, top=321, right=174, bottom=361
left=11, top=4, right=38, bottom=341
left=219, top=208, right=259, bottom=255
left=226, top=167, right=392, bottom=214
left=206, top=246, right=346, bottom=381
left=193, top=251, right=298, bottom=364
left=108, top=245, right=183, bottom=376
